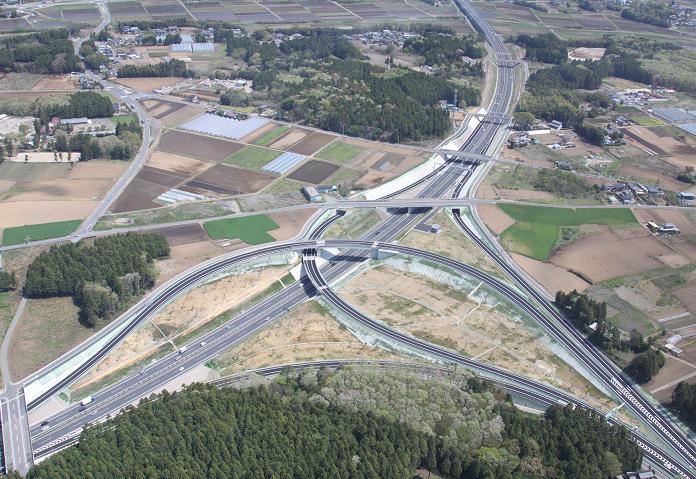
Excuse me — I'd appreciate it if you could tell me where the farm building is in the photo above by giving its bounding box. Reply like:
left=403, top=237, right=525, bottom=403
left=302, top=186, right=321, bottom=202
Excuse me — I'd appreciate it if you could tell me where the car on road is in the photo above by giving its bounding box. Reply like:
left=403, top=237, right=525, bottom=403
left=178, top=367, right=184, bottom=372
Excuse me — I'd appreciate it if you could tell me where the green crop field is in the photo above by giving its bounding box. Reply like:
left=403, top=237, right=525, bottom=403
left=111, top=113, right=138, bottom=125
left=498, top=205, right=636, bottom=261
left=630, top=115, right=664, bottom=127
left=203, top=214, right=279, bottom=245
left=222, top=146, right=281, bottom=171
left=315, top=141, right=362, bottom=164
left=2, top=219, right=82, bottom=246
left=253, top=126, right=290, bottom=146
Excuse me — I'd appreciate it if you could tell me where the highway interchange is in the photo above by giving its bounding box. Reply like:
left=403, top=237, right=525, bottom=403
left=2, top=0, right=695, bottom=477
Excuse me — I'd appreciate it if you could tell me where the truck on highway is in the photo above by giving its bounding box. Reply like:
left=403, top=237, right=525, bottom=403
left=80, top=396, right=94, bottom=406
left=179, top=346, right=187, bottom=354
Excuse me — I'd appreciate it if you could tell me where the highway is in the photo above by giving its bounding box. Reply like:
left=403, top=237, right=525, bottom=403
left=10, top=0, right=695, bottom=475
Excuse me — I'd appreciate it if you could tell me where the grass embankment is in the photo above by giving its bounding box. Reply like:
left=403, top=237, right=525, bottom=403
left=223, top=145, right=281, bottom=171
left=498, top=205, right=637, bottom=261
left=315, top=141, right=362, bottom=164
left=2, top=219, right=82, bottom=246
left=203, top=214, right=279, bottom=245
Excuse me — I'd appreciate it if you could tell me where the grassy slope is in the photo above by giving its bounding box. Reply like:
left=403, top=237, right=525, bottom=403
left=203, top=214, right=279, bottom=244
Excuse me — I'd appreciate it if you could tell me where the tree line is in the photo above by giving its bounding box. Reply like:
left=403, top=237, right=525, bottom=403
left=0, top=28, right=82, bottom=74
left=19, top=369, right=642, bottom=479
left=24, top=233, right=169, bottom=326
left=403, top=32, right=483, bottom=66
left=54, top=117, right=143, bottom=161
left=555, top=290, right=664, bottom=383
left=672, top=382, right=696, bottom=431
left=118, top=59, right=194, bottom=78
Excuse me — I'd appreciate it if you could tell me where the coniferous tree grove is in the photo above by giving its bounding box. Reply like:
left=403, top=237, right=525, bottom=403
left=23, top=233, right=169, bottom=326
left=672, top=382, right=696, bottom=430
left=21, top=372, right=642, bottom=479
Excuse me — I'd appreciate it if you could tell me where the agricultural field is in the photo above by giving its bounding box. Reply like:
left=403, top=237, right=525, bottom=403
left=223, top=145, right=281, bottom=171
left=0, top=160, right=129, bottom=229
left=203, top=214, right=279, bottom=244
left=252, top=125, right=291, bottom=146
left=497, top=204, right=636, bottom=261
left=2, top=220, right=82, bottom=247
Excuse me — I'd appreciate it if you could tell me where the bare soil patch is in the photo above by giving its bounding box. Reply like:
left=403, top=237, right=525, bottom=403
left=627, top=125, right=696, bottom=170
left=633, top=209, right=696, bottom=236
left=339, top=264, right=611, bottom=408
left=141, top=98, right=186, bottom=119
left=158, top=130, right=243, bottom=161
left=110, top=179, right=167, bottom=213
left=287, top=160, right=339, bottom=184
left=136, top=166, right=188, bottom=188
left=646, top=355, right=696, bottom=402
left=511, top=252, right=590, bottom=293
left=66, top=161, right=128, bottom=180
left=155, top=241, right=223, bottom=285
left=117, top=77, right=185, bottom=92
left=159, top=104, right=205, bottom=127
left=550, top=226, right=675, bottom=283
left=618, top=163, right=685, bottom=191
left=32, top=75, right=76, bottom=91
left=267, top=128, right=310, bottom=150
left=149, top=223, right=210, bottom=246
left=214, top=300, right=401, bottom=375
left=399, top=210, right=507, bottom=279
left=269, top=208, right=318, bottom=240
left=146, top=150, right=214, bottom=176
left=356, top=170, right=389, bottom=188
left=240, top=121, right=278, bottom=143
left=187, top=164, right=275, bottom=196
left=0, top=201, right=95, bottom=228
left=288, top=131, right=336, bottom=156
left=153, top=265, right=292, bottom=337
left=479, top=204, right=515, bottom=235
left=675, top=281, right=696, bottom=316
left=3, top=179, right=114, bottom=202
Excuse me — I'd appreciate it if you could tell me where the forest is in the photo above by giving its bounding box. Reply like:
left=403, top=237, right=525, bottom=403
left=54, top=117, right=143, bottom=161
left=22, top=369, right=642, bottom=479
left=23, top=233, right=169, bottom=326
left=621, top=1, right=672, bottom=28
left=403, top=31, right=483, bottom=67
left=216, top=27, right=479, bottom=142
left=118, top=59, right=193, bottom=78
left=0, top=28, right=82, bottom=74
left=35, top=91, right=114, bottom=122
left=672, top=381, right=696, bottom=430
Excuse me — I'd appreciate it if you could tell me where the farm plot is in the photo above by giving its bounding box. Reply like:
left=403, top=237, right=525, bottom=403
left=303, top=0, right=355, bottom=19
left=142, top=0, right=190, bottom=17
left=573, top=14, right=616, bottom=30
left=185, top=164, right=275, bottom=196
left=60, top=5, right=101, bottom=21
left=287, top=160, right=339, bottom=184
left=265, top=2, right=320, bottom=22
left=0, top=18, right=29, bottom=31
left=266, top=128, right=311, bottom=150
left=315, top=140, right=361, bottom=164
left=180, top=113, right=270, bottom=141
left=288, top=131, right=336, bottom=156
left=343, top=2, right=390, bottom=19
left=158, top=130, right=243, bottom=162
left=187, top=3, right=239, bottom=21
left=111, top=179, right=169, bottom=213
left=2, top=220, right=81, bottom=247
left=222, top=145, right=281, bottom=171
left=497, top=204, right=637, bottom=261
left=250, top=124, right=290, bottom=146
left=140, top=98, right=186, bottom=118
left=146, top=150, right=213, bottom=176
left=203, top=214, right=279, bottom=244
left=150, top=223, right=210, bottom=246
left=268, top=208, right=318, bottom=241
left=108, top=1, right=150, bottom=19
left=117, top=77, right=184, bottom=92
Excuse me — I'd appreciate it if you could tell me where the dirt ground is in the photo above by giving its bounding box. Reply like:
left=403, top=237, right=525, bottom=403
left=155, top=240, right=223, bottom=285
left=268, top=208, right=318, bottom=240
left=511, top=252, right=590, bottom=293
left=633, top=209, right=696, bottom=235
left=145, top=150, right=214, bottom=176
left=214, top=300, right=402, bottom=375
left=152, top=265, right=293, bottom=338
left=0, top=200, right=96, bottom=228
left=646, top=354, right=696, bottom=402
left=550, top=226, right=682, bottom=283
left=3, top=179, right=114, bottom=202
left=479, top=185, right=558, bottom=202
left=625, top=125, right=696, bottom=171
left=240, top=121, right=277, bottom=143
left=287, top=160, right=339, bottom=184
left=399, top=210, right=507, bottom=280
left=342, top=137, right=429, bottom=177
left=568, top=47, right=605, bottom=61
left=339, top=264, right=612, bottom=409
left=32, top=75, right=76, bottom=90
left=158, top=130, right=244, bottom=162
left=478, top=204, right=515, bottom=234
left=617, top=163, right=687, bottom=192
left=187, top=164, right=275, bottom=195
left=67, top=161, right=128, bottom=180
left=267, top=128, right=310, bottom=150
left=8, top=297, right=93, bottom=381
left=159, top=104, right=205, bottom=127
left=114, top=77, right=185, bottom=92
left=288, top=131, right=336, bottom=156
